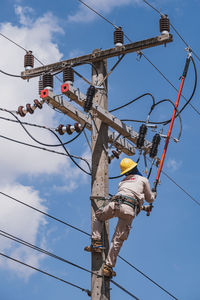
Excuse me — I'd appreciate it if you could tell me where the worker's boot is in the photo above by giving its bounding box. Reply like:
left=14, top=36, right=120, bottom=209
left=103, top=264, right=116, bottom=278
left=84, top=239, right=103, bottom=253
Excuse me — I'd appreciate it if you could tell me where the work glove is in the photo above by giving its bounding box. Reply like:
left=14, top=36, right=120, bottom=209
left=152, top=191, right=157, bottom=199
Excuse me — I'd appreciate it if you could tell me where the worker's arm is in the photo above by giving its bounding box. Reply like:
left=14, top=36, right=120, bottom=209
left=143, top=178, right=156, bottom=203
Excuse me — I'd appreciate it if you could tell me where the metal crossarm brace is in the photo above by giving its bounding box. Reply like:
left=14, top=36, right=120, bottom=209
left=40, top=89, right=135, bottom=156
left=21, top=34, right=173, bottom=79
left=61, top=83, right=152, bottom=154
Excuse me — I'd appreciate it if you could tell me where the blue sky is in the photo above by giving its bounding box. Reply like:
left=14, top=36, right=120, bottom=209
left=0, top=0, right=199, bottom=299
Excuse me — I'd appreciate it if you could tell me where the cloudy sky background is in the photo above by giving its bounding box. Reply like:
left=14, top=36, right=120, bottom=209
left=0, top=0, right=200, bottom=299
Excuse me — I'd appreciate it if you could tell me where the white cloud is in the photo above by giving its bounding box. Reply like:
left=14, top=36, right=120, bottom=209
left=68, top=0, right=141, bottom=23
left=0, top=6, right=91, bottom=278
left=167, top=158, right=182, bottom=172
left=0, top=184, right=47, bottom=279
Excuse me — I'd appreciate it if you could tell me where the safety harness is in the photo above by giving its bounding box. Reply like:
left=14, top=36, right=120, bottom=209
left=111, top=194, right=140, bottom=215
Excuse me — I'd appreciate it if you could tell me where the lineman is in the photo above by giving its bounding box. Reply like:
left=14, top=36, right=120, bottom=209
left=84, top=158, right=156, bottom=278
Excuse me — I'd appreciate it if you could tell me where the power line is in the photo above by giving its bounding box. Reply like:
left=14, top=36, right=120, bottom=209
left=110, top=279, right=139, bottom=300
left=2, top=109, right=91, bottom=175
left=0, top=69, right=21, bottom=78
left=109, top=93, right=155, bottom=113
left=0, top=190, right=180, bottom=298
left=0, top=108, right=87, bottom=147
left=143, top=0, right=200, bottom=63
left=118, top=256, right=178, bottom=300
left=0, top=32, right=27, bottom=52
left=0, top=133, right=91, bottom=173
left=77, top=0, right=118, bottom=29
left=0, top=229, right=92, bottom=275
left=0, top=191, right=90, bottom=236
left=140, top=52, right=200, bottom=116
left=76, top=0, right=200, bottom=117
left=0, top=251, right=91, bottom=296
left=0, top=31, right=62, bottom=82
left=0, top=229, right=140, bottom=299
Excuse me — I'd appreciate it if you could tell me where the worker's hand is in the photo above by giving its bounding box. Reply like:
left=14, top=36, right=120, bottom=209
left=152, top=191, right=157, bottom=199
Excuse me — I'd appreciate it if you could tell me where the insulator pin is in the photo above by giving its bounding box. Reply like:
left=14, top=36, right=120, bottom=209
left=137, top=124, right=147, bottom=149
left=114, top=27, right=124, bottom=46
left=84, top=85, right=95, bottom=112
left=160, top=15, right=170, bottom=34
left=43, top=73, right=53, bottom=90
left=24, top=51, right=34, bottom=70
left=149, top=134, right=161, bottom=158
left=63, top=67, right=74, bottom=84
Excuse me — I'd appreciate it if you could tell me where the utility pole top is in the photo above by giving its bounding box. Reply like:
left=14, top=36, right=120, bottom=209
left=21, top=34, right=173, bottom=79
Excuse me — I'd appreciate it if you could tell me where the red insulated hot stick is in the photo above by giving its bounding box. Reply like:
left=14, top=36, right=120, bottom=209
left=153, top=53, right=191, bottom=193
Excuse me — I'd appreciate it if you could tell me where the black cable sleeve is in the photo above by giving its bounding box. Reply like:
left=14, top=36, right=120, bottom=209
left=109, top=93, right=155, bottom=113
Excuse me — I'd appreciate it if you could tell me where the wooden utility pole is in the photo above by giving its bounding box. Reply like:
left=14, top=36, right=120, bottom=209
left=22, top=32, right=173, bottom=299
left=91, top=59, right=110, bottom=300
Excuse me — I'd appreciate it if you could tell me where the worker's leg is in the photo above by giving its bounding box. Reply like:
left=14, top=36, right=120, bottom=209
left=105, top=215, right=134, bottom=267
left=85, top=202, right=116, bottom=253
left=92, top=202, right=116, bottom=240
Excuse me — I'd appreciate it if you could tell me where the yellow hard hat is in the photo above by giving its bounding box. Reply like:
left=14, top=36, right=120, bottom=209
left=120, top=158, right=137, bottom=175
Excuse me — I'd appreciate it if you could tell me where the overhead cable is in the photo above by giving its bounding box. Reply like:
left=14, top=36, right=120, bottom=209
left=0, top=190, right=184, bottom=298
left=0, top=69, right=21, bottom=78
left=0, top=108, right=86, bottom=147
left=0, top=134, right=91, bottom=173
left=118, top=255, right=178, bottom=300
left=0, top=191, right=90, bottom=236
left=0, top=32, right=62, bottom=83
left=0, top=251, right=91, bottom=296
left=109, top=93, right=155, bottom=113
left=0, top=229, right=140, bottom=299
left=143, top=0, right=200, bottom=63
left=0, top=109, right=91, bottom=174
left=76, top=0, right=200, bottom=117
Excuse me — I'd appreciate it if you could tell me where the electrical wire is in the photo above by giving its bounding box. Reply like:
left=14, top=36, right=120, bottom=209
left=142, top=0, right=200, bottom=63
left=0, top=32, right=62, bottom=83
left=0, top=229, right=93, bottom=276
left=0, top=108, right=87, bottom=147
left=0, top=251, right=91, bottom=296
left=0, top=229, right=141, bottom=299
left=0, top=134, right=91, bottom=172
left=75, top=0, right=200, bottom=117
left=0, top=109, right=91, bottom=174
left=77, top=0, right=118, bottom=29
left=0, top=69, right=22, bottom=78
left=0, top=190, right=185, bottom=297
left=118, top=256, right=178, bottom=300
left=140, top=52, right=200, bottom=116
left=0, top=191, right=90, bottom=236
left=0, top=229, right=140, bottom=299
left=109, top=93, right=155, bottom=113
